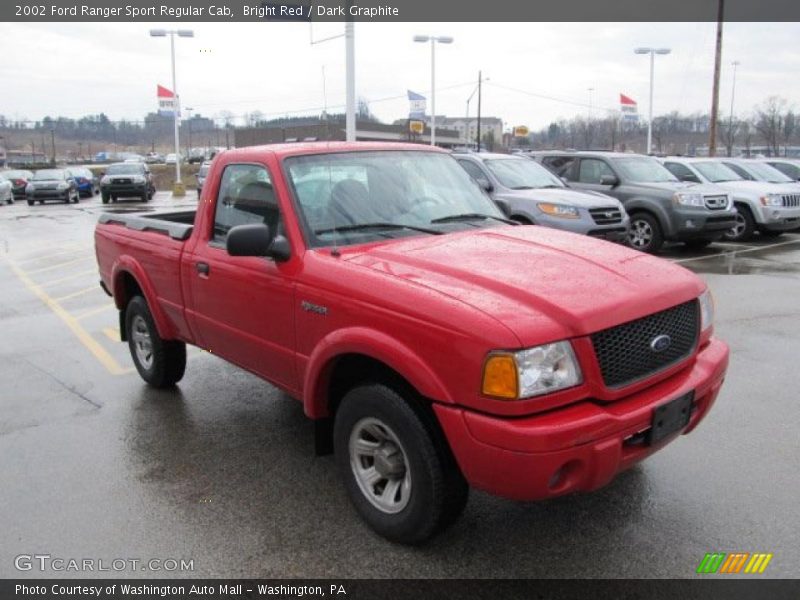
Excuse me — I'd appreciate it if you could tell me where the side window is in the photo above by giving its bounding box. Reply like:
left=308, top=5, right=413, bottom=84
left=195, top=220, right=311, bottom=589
left=578, top=159, right=615, bottom=184
left=664, top=162, right=698, bottom=182
left=213, top=164, right=280, bottom=243
left=457, top=159, right=490, bottom=186
left=543, top=156, right=577, bottom=178
left=771, top=162, right=800, bottom=179
left=723, top=162, right=752, bottom=180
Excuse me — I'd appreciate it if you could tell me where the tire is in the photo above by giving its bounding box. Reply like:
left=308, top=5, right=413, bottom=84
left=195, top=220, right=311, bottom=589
left=723, top=204, right=755, bottom=242
left=141, top=191, right=148, bottom=202
left=102, top=193, right=109, bottom=204
left=27, top=199, right=34, bottom=206
left=684, top=239, right=712, bottom=250
left=627, top=212, right=664, bottom=253
left=125, top=296, right=186, bottom=388
left=334, top=383, right=468, bottom=544
left=111, top=195, right=117, bottom=203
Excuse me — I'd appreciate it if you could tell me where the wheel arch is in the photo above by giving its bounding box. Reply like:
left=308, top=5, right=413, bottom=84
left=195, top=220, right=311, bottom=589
left=111, top=259, right=175, bottom=341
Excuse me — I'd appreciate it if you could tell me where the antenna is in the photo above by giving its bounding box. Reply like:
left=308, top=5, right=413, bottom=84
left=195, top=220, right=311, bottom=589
left=329, top=153, right=340, bottom=257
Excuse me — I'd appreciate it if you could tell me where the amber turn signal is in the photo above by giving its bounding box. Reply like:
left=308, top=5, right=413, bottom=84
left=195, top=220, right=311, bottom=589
left=482, top=353, right=518, bottom=399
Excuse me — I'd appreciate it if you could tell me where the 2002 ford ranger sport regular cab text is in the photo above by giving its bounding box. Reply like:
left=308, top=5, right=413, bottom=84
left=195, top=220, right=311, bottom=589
left=95, top=142, right=729, bottom=544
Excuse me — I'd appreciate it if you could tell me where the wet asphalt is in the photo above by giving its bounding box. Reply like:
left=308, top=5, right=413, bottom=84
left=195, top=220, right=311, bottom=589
left=0, top=193, right=798, bottom=579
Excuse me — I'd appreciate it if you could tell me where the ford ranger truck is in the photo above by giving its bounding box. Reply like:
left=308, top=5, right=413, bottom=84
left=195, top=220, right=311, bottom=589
left=95, top=142, right=729, bottom=544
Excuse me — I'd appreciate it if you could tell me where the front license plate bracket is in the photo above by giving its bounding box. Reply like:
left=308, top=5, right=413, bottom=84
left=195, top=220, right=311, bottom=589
left=647, top=390, right=694, bottom=445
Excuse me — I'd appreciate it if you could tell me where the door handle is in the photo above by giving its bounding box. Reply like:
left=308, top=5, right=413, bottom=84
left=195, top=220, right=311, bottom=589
left=196, top=262, right=210, bottom=275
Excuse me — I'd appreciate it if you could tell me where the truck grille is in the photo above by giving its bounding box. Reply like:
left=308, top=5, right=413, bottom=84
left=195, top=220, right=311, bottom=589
left=704, top=195, right=728, bottom=210
left=781, top=194, right=800, bottom=207
left=113, top=178, right=132, bottom=184
left=591, top=300, right=699, bottom=389
left=589, top=207, right=623, bottom=225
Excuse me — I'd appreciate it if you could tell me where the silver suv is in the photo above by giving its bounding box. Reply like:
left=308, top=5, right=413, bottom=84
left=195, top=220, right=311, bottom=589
left=454, top=153, right=629, bottom=242
left=662, top=157, right=800, bottom=241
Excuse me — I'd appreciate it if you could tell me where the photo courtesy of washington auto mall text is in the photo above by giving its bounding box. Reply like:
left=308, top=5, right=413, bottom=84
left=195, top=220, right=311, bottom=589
left=2, top=0, right=800, bottom=598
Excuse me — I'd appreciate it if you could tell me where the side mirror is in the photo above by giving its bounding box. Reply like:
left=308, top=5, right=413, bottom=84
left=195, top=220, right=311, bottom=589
left=226, top=224, right=291, bottom=262
left=478, top=178, right=493, bottom=193
left=600, top=174, right=619, bottom=187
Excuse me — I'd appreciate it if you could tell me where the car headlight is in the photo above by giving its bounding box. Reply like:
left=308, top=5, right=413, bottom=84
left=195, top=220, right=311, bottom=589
left=131, top=175, right=145, bottom=184
left=57, top=182, right=68, bottom=190
left=760, top=194, right=782, bottom=207
left=482, top=341, right=583, bottom=400
left=26, top=184, right=34, bottom=192
left=537, top=203, right=580, bottom=219
left=101, top=176, right=111, bottom=185
left=673, top=192, right=705, bottom=207
left=699, top=288, right=714, bottom=332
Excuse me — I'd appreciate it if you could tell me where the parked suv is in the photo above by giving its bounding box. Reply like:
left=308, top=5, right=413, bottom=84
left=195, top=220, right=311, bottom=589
left=534, top=152, right=736, bottom=253
left=455, top=153, right=629, bottom=241
left=661, top=157, right=800, bottom=241
left=100, top=162, right=155, bottom=204
left=759, top=157, right=800, bottom=181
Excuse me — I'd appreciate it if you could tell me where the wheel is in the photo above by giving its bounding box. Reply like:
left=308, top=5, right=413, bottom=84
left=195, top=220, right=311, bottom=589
left=141, top=191, right=148, bottom=202
left=684, top=239, right=712, bottom=250
left=102, top=193, right=109, bottom=204
left=64, top=194, right=71, bottom=204
left=723, top=204, right=755, bottom=242
left=111, top=195, right=117, bottom=203
left=627, top=212, right=664, bottom=253
left=73, top=193, right=79, bottom=204
left=759, top=230, right=783, bottom=239
left=148, top=188, right=155, bottom=200
left=27, top=199, right=34, bottom=206
left=125, top=296, right=186, bottom=388
left=334, top=383, right=468, bottom=544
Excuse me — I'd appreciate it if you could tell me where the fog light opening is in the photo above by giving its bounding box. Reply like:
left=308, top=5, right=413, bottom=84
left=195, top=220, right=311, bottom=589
left=547, top=460, right=583, bottom=493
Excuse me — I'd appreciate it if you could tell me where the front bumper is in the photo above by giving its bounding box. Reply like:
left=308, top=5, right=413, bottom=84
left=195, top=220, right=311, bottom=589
left=668, top=208, right=737, bottom=239
left=101, top=184, right=147, bottom=196
left=434, top=338, right=728, bottom=501
left=27, top=189, right=71, bottom=200
left=536, top=213, right=630, bottom=241
left=759, top=205, right=800, bottom=230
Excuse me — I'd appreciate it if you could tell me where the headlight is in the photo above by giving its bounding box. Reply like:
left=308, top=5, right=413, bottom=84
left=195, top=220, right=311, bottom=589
left=482, top=341, right=583, bottom=400
left=699, top=288, right=714, bottom=332
left=131, top=175, right=145, bottom=184
left=101, top=176, right=111, bottom=185
left=57, top=182, right=68, bottom=190
left=537, top=203, right=580, bottom=219
left=760, top=194, right=782, bottom=207
left=26, top=184, right=34, bottom=192
left=673, top=192, right=705, bottom=207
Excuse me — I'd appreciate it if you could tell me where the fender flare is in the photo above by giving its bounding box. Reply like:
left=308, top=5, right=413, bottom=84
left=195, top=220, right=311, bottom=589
left=624, top=199, right=673, bottom=236
left=111, top=256, right=176, bottom=340
left=303, top=327, right=453, bottom=419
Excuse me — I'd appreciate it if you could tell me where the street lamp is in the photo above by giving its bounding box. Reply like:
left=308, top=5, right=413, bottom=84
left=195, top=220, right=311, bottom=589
left=413, top=34, right=453, bottom=146
left=150, top=28, right=194, bottom=196
left=634, top=46, right=671, bottom=154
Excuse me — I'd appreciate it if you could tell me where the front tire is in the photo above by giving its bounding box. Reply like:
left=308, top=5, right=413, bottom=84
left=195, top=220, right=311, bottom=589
left=627, top=212, right=664, bottom=253
left=334, top=384, right=468, bottom=544
left=125, top=296, right=186, bottom=388
left=723, top=204, right=755, bottom=242
left=102, top=192, right=110, bottom=204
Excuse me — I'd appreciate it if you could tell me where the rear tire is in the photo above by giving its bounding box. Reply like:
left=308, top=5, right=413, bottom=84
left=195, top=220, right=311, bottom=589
left=334, top=383, right=468, bottom=544
left=627, top=212, right=664, bottom=253
left=27, top=199, right=34, bottom=206
left=125, top=296, right=186, bottom=388
left=723, top=204, right=755, bottom=242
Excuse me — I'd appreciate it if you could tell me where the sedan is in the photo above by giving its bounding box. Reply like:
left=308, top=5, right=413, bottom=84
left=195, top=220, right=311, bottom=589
left=3, top=169, right=34, bottom=199
left=26, top=169, right=80, bottom=205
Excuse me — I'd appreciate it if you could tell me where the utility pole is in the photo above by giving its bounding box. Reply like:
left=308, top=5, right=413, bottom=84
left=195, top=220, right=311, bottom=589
left=50, top=128, right=56, bottom=165
left=708, top=0, right=724, bottom=157
left=476, top=71, right=482, bottom=151
left=727, top=60, right=740, bottom=157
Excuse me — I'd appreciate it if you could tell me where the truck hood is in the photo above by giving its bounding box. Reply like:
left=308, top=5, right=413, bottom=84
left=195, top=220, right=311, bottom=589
left=501, top=187, right=622, bottom=208
left=628, top=181, right=723, bottom=195
left=344, top=226, right=703, bottom=346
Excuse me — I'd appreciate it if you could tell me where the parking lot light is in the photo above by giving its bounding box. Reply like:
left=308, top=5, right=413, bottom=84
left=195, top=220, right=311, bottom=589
left=150, top=28, right=195, bottom=196
left=414, top=34, right=454, bottom=146
left=634, top=46, right=671, bottom=154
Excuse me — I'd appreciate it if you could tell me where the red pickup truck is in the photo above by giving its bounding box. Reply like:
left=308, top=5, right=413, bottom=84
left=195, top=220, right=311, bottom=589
left=95, top=142, right=729, bottom=543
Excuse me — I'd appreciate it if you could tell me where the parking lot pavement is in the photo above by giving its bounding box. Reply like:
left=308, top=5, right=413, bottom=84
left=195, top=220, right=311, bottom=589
left=1, top=195, right=799, bottom=578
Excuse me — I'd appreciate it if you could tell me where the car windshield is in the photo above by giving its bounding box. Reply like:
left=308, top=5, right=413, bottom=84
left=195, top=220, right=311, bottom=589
left=741, top=162, right=794, bottom=183
left=484, top=158, right=564, bottom=189
left=106, top=164, right=142, bottom=175
left=286, top=150, right=506, bottom=247
left=613, top=157, right=678, bottom=183
left=33, top=170, right=65, bottom=180
left=693, top=161, right=742, bottom=183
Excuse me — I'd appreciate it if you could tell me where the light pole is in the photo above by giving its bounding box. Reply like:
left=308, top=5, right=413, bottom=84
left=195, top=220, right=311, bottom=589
left=150, top=28, right=194, bottom=196
left=728, top=60, right=740, bottom=156
left=413, top=34, right=453, bottom=146
left=634, top=46, right=671, bottom=154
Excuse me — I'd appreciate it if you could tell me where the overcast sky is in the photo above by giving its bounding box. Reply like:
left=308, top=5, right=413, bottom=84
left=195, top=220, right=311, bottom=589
left=1, top=22, right=797, bottom=130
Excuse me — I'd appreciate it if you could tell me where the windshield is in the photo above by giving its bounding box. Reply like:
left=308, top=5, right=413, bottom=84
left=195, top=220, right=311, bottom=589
left=613, top=157, right=678, bottom=183
left=33, top=170, right=65, bottom=180
left=484, top=158, right=564, bottom=189
left=4, top=170, right=32, bottom=179
left=106, top=164, right=143, bottom=175
left=741, top=162, right=794, bottom=183
left=286, top=150, right=505, bottom=247
left=693, top=161, right=742, bottom=183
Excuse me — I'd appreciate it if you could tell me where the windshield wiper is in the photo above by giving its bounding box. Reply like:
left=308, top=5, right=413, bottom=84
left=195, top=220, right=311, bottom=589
left=314, top=222, right=443, bottom=236
left=431, top=213, right=517, bottom=225
left=510, top=185, right=535, bottom=190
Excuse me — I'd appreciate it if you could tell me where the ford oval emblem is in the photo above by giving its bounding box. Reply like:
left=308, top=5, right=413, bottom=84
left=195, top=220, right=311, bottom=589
left=650, top=334, right=672, bottom=353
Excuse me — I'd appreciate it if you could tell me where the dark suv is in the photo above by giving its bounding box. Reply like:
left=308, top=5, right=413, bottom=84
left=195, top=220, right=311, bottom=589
left=100, top=162, right=155, bottom=204
left=532, top=152, right=737, bottom=253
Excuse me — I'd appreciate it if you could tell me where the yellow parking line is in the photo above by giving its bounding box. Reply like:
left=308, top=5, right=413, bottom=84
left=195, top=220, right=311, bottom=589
left=53, top=286, right=98, bottom=302
left=39, top=269, right=97, bottom=288
left=6, top=260, right=128, bottom=375
left=103, top=327, right=120, bottom=342
left=25, top=255, right=94, bottom=275
left=75, top=303, right=115, bottom=320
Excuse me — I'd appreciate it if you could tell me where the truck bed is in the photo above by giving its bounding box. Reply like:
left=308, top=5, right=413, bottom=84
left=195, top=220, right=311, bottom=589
left=97, top=210, right=196, bottom=241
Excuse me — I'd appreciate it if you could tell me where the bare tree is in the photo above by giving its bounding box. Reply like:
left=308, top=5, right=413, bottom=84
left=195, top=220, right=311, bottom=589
left=754, top=96, right=788, bottom=156
left=721, top=116, right=740, bottom=157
